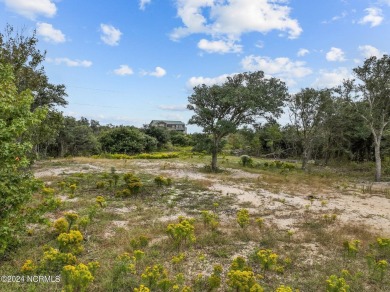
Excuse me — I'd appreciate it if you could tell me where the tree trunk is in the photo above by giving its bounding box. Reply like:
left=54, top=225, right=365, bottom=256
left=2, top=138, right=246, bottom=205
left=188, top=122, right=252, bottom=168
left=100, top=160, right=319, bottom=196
left=301, top=140, right=313, bottom=171
left=374, top=140, right=381, bottom=182
left=211, top=136, right=220, bottom=172
left=211, top=148, right=218, bottom=171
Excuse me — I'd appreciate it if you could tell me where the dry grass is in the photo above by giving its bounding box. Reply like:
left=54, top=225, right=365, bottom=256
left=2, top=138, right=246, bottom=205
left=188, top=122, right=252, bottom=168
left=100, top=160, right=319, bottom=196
left=1, top=156, right=390, bottom=291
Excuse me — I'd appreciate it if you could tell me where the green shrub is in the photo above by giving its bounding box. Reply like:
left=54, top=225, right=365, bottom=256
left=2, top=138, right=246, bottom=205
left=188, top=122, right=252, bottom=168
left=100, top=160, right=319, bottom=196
left=256, top=249, right=278, bottom=271
left=130, top=235, right=150, bottom=249
left=64, top=212, right=79, bottom=232
left=226, top=270, right=260, bottom=291
left=53, top=218, right=69, bottom=234
left=200, top=210, right=219, bottom=231
left=96, top=196, right=107, bottom=208
left=40, top=247, right=77, bottom=272
left=115, top=173, right=144, bottom=196
left=343, top=240, right=360, bottom=258
left=99, top=126, right=157, bottom=154
left=240, top=155, right=253, bottom=167
left=0, top=65, right=47, bottom=256
left=166, top=217, right=196, bottom=248
left=237, top=209, right=250, bottom=229
left=326, top=275, right=350, bottom=292
left=154, top=175, right=172, bottom=187
left=208, top=265, right=223, bottom=291
left=62, top=262, right=99, bottom=292
left=96, top=181, right=105, bottom=189
left=57, top=230, right=84, bottom=254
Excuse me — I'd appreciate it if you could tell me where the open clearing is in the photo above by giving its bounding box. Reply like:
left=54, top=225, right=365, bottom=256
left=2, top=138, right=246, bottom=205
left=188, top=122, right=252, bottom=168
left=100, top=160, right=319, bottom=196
left=34, top=158, right=390, bottom=236
left=2, top=156, right=390, bottom=291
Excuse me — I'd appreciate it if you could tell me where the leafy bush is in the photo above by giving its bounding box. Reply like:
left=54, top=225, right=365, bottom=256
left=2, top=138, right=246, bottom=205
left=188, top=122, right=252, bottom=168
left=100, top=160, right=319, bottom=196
left=57, top=230, right=84, bottom=254
left=40, top=247, right=77, bottom=272
left=326, top=275, right=350, bottom=292
left=99, top=126, right=157, bottom=154
left=343, top=240, right=360, bottom=258
left=200, top=210, right=219, bottom=231
left=237, top=209, right=250, bottom=229
left=262, top=160, right=296, bottom=170
left=170, top=131, right=191, bottom=146
left=96, top=181, right=105, bottom=189
left=227, top=270, right=260, bottom=291
left=166, top=217, right=196, bottom=248
left=256, top=249, right=278, bottom=271
left=122, top=173, right=143, bottom=195
left=240, top=155, right=253, bottom=167
left=62, top=262, right=99, bottom=292
left=96, top=196, right=107, bottom=208
left=53, top=218, right=69, bottom=234
left=154, top=175, right=172, bottom=187
left=143, top=126, right=170, bottom=149
left=64, top=212, right=79, bottom=232
left=130, top=235, right=150, bottom=250
left=275, top=285, right=294, bottom=292
left=21, top=259, right=37, bottom=273
left=0, top=64, right=46, bottom=256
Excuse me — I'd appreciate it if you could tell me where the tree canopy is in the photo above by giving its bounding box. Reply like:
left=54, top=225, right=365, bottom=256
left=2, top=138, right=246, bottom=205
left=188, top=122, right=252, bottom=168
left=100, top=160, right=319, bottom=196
left=0, top=64, right=47, bottom=255
left=342, top=55, right=390, bottom=181
left=187, top=71, right=288, bottom=170
left=0, top=24, right=68, bottom=158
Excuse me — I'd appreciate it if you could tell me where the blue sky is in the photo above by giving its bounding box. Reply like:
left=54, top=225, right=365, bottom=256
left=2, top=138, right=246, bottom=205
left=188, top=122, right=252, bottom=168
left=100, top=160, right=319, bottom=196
left=1, top=0, right=389, bottom=132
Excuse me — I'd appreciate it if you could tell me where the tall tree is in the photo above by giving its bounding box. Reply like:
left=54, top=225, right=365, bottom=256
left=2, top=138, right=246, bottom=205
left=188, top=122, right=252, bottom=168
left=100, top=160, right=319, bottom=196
left=0, top=25, right=67, bottom=157
left=0, top=64, right=47, bottom=256
left=54, top=117, right=100, bottom=157
left=343, top=55, right=390, bottom=181
left=187, top=71, right=288, bottom=171
left=288, top=88, right=333, bottom=169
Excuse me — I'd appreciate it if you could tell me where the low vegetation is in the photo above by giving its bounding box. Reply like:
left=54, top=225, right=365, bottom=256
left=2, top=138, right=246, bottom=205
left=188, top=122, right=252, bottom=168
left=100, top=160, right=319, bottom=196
left=1, top=153, right=390, bottom=291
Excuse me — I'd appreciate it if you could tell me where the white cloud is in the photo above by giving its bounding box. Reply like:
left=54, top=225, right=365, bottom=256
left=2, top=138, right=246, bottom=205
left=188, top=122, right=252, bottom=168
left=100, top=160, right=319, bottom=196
left=197, top=39, right=242, bottom=54
left=312, top=67, right=352, bottom=88
left=241, top=55, right=312, bottom=86
left=187, top=73, right=235, bottom=88
left=326, top=47, right=346, bottom=62
left=114, top=65, right=134, bottom=76
left=100, top=24, right=122, bottom=46
left=358, top=45, right=384, bottom=58
left=36, top=22, right=65, bottom=43
left=139, top=0, right=151, bottom=10
left=3, top=0, right=56, bottom=19
left=158, top=104, right=188, bottom=111
left=48, top=58, right=92, bottom=67
left=359, top=7, right=383, bottom=27
left=297, top=48, right=309, bottom=57
left=322, top=11, right=348, bottom=24
left=171, top=0, right=302, bottom=42
left=142, top=66, right=167, bottom=78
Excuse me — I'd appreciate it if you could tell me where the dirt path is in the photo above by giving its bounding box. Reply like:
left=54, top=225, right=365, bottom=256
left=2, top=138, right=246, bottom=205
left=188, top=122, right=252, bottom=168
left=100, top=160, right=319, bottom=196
left=129, top=160, right=390, bottom=235
left=34, top=163, right=103, bottom=178
left=34, top=159, right=390, bottom=236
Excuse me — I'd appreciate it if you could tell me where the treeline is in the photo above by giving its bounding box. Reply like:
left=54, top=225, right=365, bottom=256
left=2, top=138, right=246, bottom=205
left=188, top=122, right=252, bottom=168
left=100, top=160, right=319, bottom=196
left=2, top=25, right=390, bottom=179
left=38, top=112, right=378, bottom=167
left=39, top=117, right=192, bottom=157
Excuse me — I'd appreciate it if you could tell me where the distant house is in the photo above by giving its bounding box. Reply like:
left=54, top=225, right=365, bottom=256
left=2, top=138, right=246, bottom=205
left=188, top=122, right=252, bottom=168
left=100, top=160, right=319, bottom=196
left=149, top=120, right=187, bottom=134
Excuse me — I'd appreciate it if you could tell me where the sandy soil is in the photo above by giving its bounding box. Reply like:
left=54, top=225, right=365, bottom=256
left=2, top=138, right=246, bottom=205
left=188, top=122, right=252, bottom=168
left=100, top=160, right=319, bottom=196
left=129, top=160, right=390, bottom=235
left=34, top=163, right=103, bottom=178
left=34, top=159, right=390, bottom=236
